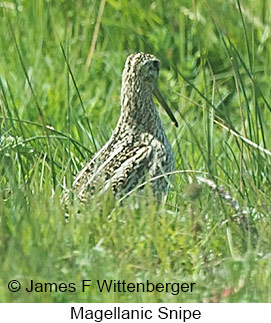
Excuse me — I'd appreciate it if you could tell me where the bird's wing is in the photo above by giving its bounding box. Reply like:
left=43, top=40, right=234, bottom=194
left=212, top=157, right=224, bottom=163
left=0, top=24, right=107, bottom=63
left=103, top=144, right=153, bottom=195
left=74, top=143, right=153, bottom=202
left=61, top=140, right=111, bottom=206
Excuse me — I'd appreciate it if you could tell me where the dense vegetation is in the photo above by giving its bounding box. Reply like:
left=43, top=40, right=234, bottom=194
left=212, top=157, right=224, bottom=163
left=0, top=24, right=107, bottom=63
left=1, top=0, right=271, bottom=302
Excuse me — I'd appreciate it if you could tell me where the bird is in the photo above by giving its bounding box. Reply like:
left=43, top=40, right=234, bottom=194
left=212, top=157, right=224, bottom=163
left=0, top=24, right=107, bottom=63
left=63, top=52, right=178, bottom=208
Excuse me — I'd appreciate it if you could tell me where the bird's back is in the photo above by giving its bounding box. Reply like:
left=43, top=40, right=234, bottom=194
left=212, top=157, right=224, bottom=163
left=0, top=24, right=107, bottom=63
left=72, top=126, right=174, bottom=203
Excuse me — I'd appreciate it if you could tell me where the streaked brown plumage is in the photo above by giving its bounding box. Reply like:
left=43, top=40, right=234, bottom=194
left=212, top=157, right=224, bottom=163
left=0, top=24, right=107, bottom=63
left=64, top=52, right=178, bottom=206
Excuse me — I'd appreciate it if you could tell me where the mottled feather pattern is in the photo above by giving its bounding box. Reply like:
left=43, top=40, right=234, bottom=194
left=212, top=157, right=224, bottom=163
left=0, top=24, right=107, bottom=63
left=63, top=52, right=178, bottom=207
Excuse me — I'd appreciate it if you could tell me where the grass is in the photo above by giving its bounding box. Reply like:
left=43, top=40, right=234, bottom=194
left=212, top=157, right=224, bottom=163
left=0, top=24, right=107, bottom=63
left=0, top=0, right=271, bottom=302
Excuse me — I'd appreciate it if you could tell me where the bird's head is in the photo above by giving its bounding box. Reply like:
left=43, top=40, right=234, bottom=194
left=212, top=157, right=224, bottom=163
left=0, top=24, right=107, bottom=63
left=122, top=52, right=178, bottom=127
left=123, top=52, right=160, bottom=92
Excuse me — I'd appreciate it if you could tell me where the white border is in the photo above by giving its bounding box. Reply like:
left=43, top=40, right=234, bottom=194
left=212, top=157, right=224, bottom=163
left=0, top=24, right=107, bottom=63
left=0, top=303, right=269, bottom=322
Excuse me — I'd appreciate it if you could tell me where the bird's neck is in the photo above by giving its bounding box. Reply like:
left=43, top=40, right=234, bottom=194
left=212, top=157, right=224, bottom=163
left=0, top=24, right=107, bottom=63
left=118, top=83, right=161, bottom=135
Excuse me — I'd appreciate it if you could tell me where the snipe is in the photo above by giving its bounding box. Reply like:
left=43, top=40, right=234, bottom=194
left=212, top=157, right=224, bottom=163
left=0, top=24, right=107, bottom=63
left=64, top=52, right=178, bottom=206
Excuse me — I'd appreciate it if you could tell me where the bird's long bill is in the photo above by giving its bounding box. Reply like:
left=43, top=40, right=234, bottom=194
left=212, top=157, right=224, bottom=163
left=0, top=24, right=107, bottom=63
left=153, top=86, right=178, bottom=127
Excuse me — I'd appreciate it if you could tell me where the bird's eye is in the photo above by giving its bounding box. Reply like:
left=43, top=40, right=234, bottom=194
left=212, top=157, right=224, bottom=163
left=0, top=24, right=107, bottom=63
left=152, top=60, right=160, bottom=69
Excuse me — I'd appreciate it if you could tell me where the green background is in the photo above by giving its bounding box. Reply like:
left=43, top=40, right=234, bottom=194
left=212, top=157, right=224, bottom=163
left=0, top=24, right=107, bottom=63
left=0, top=0, right=271, bottom=302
